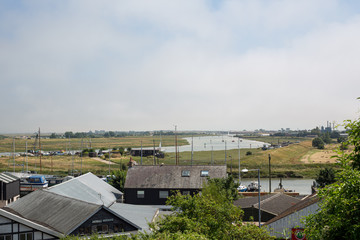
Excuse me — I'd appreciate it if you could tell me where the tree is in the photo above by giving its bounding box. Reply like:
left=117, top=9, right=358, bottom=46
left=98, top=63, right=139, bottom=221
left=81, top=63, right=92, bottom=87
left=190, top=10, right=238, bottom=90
left=118, top=147, right=125, bottom=155
left=64, top=131, right=74, bottom=138
left=315, top=167, right=336, bottom=188
left=50, top=133, right=57, bottom=139
left=108, top=169, right=127, bottom=192
left=312, top=137, right=325, bottom=149
left=139, top=179, right=274, bottom=240
left=202, top=175, right=239, bottom=202
left=305, top=116, right=360, bottom=240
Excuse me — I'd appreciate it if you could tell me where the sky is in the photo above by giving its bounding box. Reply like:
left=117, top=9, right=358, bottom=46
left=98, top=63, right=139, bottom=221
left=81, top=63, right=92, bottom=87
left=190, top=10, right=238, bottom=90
left=1, top=0, right=360, bottom=133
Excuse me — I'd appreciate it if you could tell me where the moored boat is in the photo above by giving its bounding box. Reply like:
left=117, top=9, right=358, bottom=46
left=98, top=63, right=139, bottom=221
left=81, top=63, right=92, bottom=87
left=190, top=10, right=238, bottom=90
left=20, top=175, right=48, bottom=192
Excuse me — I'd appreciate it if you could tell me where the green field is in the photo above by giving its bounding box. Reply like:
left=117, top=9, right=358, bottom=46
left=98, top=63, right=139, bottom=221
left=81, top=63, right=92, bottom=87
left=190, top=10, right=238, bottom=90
left=0, top=136, right=340, bottom=178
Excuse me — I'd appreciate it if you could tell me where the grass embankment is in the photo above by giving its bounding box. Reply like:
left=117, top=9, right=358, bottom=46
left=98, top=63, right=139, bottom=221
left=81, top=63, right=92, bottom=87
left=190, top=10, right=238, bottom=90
left=0, top=135, right=188, bottom=152
left=0, top=136, right=341, bottom=178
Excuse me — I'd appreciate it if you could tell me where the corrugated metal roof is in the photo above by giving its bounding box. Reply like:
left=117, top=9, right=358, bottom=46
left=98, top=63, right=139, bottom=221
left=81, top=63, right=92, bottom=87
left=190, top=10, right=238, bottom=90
left=47, top=172, right=122, bottom=207
left=0, top=208, right=63, bottom=238
left=0, top=172, right=19, bottom=183
left=5, top=190, right=101, bottom=234
left=124, top=165, right=227, bottom=189
left=109, top=203, right=159, bottom=231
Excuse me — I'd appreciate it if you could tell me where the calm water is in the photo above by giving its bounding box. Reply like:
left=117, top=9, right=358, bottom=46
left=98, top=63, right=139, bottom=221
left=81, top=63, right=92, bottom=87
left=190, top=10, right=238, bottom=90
left=162, top=135, right=267, bottom=153
left=239, top=178, right=315, bottom=195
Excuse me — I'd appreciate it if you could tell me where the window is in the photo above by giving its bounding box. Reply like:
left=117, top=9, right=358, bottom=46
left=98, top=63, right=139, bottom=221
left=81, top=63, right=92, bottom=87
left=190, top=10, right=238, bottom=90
left=137, top=190, right=145, bottom=198
left=182, top=190, right=190, bottom=195
left=200, top=170, right=209, bottom=177
left=159, top=191, right=169, bottom=199
left=102, top=224, right=109, bottom=233
left=181, top=170, right=190, bottom=177
left=19, top=234, right=32, bottom=240
left=0, top=235, right=12, bottom=240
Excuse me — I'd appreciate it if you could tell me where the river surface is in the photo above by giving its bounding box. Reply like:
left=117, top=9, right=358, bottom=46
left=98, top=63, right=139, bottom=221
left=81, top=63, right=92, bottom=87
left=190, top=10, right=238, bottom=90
left=239, top=178, right=315, bottom=195
left=161, top=135, right=267, bottom=153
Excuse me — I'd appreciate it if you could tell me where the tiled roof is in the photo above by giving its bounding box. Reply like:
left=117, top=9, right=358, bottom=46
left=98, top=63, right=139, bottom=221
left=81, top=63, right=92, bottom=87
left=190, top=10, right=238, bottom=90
left=124, top=165, right=227, bottom=189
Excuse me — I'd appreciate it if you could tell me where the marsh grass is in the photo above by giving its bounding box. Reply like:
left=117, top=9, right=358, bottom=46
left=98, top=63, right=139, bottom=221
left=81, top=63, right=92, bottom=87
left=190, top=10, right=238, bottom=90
left=0, top=136, right=340, bottom=178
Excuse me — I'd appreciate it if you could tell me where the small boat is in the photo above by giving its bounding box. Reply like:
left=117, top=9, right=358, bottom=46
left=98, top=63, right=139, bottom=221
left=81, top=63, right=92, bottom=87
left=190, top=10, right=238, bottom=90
left=246, top=181, right=261, bottom=192
left=20, top=175, right=48, bottom=192
left=237, top=184, right=248, bottom=192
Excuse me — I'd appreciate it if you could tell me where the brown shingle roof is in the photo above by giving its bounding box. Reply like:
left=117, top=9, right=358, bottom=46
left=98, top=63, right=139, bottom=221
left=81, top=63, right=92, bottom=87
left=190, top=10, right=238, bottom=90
left=264, top=193, right=319, bottom=225
left=124, top=165, right=227, bottom=189
left=234, top=193, right=301, bottom=215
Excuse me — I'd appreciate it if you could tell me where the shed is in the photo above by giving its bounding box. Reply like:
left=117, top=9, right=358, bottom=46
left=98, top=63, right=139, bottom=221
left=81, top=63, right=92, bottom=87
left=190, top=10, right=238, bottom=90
left=0, top=172, right=20, bottom=207
left=264, top=193, right=319, bottom=239
left=233, top=193, right=301, bottom=223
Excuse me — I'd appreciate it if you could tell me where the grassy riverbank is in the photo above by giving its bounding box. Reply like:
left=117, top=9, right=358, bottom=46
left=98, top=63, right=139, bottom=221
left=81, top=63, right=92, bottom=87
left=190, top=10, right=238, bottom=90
left=0, top=136, right=340, bottom=178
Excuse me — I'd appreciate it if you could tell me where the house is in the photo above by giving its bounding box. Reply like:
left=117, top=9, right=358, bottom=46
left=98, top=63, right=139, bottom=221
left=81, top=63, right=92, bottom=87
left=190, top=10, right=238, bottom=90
left=124, top=165, right=227, bottom=205
left=0, top=172, right=20, bottom=207
left=3, top=190, right=140, bottom=238
left=233, top=193, right=301, bottom=223
left=263, top=193, right=319, bottom=239
left=46, top=172, right=123, bottom=207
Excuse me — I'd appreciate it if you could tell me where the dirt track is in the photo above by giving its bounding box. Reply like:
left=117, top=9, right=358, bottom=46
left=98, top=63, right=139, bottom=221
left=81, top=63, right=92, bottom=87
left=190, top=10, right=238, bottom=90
left=91, top=157, right=116, bottom=165
left=300, top=150, right=338, bottom=164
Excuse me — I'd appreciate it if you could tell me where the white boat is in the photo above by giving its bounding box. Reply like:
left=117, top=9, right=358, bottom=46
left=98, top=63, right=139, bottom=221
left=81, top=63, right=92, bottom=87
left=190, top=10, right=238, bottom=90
left=246, top=181, right=261, bottom=192
left=237, top=184, right=248, bottom=192
left=20, top=175, right=48, bottom=192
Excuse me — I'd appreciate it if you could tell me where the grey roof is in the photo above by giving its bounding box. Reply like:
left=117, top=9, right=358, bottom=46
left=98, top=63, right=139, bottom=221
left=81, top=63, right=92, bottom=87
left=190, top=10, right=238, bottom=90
left=125, top=165, right=227, bottom=189
left=264, top=193, right=319, bottom=225
left=5, top=190, right=101, bottom=234
left=109, top=203, right=159, bottom=231
left=0, top=208, right=63, bottom=238
left=234, top=193, right=301, bottom=215
left=0, top=172, right=19, bottom=183
left=47, top=172, right=122, bottom=207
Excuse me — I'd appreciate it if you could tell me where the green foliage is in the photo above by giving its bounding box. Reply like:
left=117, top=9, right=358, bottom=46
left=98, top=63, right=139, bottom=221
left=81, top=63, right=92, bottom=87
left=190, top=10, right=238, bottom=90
left=119, top=147, right=125, bottom=155
left=50, top=133, right=58, bottom=139
left=108, top=169, right=127, bottom=192
left=139, top=180, right=274, bottom=240
left=305, top=117, right=360, bottom=240
left=315, top=167, right=336, bottom=188
left=312, top=137, right=325, bottom=149
left=320, top=132, right=332, bottom=144
left=202, top=175, right=239, bottom=202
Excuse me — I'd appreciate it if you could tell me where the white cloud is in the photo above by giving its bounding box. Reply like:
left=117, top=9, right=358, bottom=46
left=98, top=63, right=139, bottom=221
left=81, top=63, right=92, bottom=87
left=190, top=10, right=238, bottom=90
left=0, top=0, right=360, bottom=133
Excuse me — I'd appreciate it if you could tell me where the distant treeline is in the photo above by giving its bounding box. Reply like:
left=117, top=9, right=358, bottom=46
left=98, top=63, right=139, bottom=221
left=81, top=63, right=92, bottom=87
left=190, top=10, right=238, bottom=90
left=50, top=130, right=193, bottom=139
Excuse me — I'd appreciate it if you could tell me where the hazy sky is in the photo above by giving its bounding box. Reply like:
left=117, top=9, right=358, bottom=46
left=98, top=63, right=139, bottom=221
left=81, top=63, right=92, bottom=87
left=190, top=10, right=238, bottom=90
left=1, top=0, right=360, bottom=133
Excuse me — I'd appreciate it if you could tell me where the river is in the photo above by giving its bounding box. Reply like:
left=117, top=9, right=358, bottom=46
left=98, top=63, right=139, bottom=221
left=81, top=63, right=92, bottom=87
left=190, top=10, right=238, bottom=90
left=239, top=178, right=315, bottom=195
left=161, top=135, right=267, bottom=152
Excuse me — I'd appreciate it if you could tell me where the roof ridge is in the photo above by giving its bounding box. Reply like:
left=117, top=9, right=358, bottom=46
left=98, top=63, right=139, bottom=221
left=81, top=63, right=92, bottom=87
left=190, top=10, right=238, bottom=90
left=42, top=189, right=103, bottom=207
left=253, top=193, right=281, bottom=208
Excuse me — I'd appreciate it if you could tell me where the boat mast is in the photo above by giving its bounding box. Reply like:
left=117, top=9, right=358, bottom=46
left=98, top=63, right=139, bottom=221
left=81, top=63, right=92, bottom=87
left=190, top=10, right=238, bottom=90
left=39, top=128, right=42, bottom=173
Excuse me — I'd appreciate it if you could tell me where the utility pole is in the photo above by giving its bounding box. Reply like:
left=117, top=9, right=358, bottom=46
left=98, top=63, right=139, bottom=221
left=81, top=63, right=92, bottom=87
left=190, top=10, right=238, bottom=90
left=140, top=140, right=143, bottom=165
left=175, top=125, right=178, bottom=165
left=238, top=138, right=241, bottom=183
left=153, top=139, right=156, bottom=165
left=224, top=141, right=227, bottom=166
left=13, top=138, right=15, bottom=172
left=191, top=135, right=194, bottom=165
left=39, top=128, right=42, bottom=173
left=269, top=154, right=272, bottom=193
